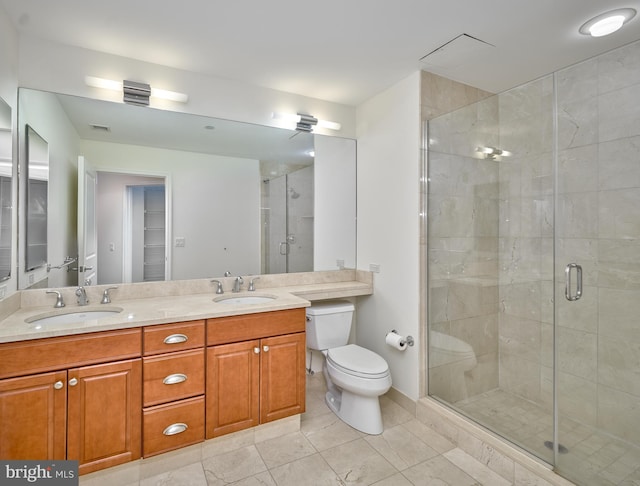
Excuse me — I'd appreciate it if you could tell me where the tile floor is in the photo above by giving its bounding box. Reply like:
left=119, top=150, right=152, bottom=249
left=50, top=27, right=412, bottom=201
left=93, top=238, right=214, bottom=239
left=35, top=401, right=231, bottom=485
left=455, top=389, right=640, bottom=486
left=82, top=375, right=561, bottom=485
left=80, top=374, right=584, bottom=486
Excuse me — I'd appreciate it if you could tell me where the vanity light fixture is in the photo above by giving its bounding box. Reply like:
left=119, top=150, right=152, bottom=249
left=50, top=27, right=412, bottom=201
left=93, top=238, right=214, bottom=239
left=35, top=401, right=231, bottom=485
left=271, top=112, right=342, bottom=132
left=85, top=76, right=189, bottom=104
left=476, top=146, right=512, bottom=160
left=579, top=8, right=636, bottom=37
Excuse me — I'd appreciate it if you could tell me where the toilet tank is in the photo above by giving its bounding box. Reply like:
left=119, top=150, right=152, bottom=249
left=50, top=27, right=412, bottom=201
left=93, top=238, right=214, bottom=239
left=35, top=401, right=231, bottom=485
left=305, top=301, right=355, bottom=350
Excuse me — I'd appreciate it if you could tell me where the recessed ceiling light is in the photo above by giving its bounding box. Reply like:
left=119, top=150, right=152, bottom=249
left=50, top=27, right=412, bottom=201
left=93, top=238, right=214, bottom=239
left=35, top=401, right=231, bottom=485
left=579, top=8, right=636, bottom=37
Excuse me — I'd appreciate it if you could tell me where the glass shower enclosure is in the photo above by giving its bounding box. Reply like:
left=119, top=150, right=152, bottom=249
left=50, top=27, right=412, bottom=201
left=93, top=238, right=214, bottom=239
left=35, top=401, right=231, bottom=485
left=427, top=40, right=640, bottom=485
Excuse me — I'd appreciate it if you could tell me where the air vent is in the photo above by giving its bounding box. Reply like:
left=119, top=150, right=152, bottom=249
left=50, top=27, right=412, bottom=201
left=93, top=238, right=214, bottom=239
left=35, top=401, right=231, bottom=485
left=420, top=33, right=494, bottom=70
left=89, top=124, right=111, bottom=132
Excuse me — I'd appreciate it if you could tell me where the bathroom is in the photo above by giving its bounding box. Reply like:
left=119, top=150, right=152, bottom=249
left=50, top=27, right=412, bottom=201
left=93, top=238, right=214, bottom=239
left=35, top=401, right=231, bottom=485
left=1, top=2, right=640, bottom=485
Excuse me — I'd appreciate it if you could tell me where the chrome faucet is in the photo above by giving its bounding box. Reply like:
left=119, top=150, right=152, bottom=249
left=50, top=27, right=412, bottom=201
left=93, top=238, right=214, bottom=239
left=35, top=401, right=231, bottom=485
left=211, top=279, right=224, bottom=294
left=232, top=276, right=244, bottom=293
left=75, top=286, right=89, bottom=306
left=248, top=277, right=260, bottom=291
left=46, top=290, right=65, bottom=308
left=101, top=287, right=118, bottom=304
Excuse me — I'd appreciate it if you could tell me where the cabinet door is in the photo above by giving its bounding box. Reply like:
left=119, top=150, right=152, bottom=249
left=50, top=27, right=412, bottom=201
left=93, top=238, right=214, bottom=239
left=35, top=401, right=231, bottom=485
left=67, top=359, right=142, bottom=475
left=0, top=371, right=67, bottom=460
left=206, top=340, right=260, bottom=438
left=260, top=333, right=306, bottom=423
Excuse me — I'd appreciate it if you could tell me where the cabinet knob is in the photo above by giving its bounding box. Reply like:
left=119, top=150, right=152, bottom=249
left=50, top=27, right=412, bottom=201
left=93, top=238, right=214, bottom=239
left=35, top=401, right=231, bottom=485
left=68, top=377, right=78, bottom=387
left=253, top=347, right=260, bottom=354
left=163, top=423, right=188, bottom=436
left=263, top=345, right=270, bottom=352
left=53, top=380, right=64, bottom=390
left=164, top=334, right=188, bottom=345
left=163, top=373, right=187, bottom=385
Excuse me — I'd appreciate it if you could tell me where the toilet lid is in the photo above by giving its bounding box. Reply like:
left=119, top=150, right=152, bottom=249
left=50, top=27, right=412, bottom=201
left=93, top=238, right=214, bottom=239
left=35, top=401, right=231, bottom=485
left=327, top=344, right=389, bottom=377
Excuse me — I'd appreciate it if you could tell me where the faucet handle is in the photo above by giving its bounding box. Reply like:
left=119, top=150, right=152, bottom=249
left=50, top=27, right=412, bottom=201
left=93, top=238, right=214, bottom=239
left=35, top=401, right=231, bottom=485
left=211, top=279, right=224, bottom=294
left=101, top=287, right=118, bottom=304
left=46, top=290, right=65, bottom=308
left=248, top=277, right=260, bottom=291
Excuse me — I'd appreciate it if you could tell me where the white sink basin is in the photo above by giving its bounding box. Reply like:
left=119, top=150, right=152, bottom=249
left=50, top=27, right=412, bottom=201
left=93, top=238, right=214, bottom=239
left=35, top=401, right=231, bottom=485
left=26, top=307, right=123, bottom=326
left=214, top=295, right=276, bottom=305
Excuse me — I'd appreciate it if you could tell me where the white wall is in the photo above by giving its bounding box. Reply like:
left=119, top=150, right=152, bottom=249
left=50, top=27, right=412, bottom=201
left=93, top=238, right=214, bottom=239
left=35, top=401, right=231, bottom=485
left=81, top=140, right=261, bottom=280
left=314, top=136, right=356, bottom=270
left=355, top=72, right=422, bottom=400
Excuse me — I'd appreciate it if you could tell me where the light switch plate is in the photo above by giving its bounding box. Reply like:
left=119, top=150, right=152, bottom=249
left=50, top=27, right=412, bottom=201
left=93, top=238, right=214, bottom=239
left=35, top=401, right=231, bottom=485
left=175, top=237, right=186, bottom=247
left=369, top=263, right=380, bottom=273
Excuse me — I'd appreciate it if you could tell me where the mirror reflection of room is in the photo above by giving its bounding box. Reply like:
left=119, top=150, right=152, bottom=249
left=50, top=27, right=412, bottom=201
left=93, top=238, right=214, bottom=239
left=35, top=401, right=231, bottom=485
left=17, top=88, right=356, bottom=290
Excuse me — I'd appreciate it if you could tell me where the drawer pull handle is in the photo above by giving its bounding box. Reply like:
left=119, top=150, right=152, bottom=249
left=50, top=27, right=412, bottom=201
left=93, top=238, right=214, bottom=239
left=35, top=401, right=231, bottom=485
left=164, top=334, right=188, bottom=344
left=68, top=378, right=78, bottom=387
left=254, top=347, right=260, bottom=354
left=54, top=380, right=64, bottom=390
left=163, top=373, right=187, bottom=385
left=163, top=423, right=188, bottom=436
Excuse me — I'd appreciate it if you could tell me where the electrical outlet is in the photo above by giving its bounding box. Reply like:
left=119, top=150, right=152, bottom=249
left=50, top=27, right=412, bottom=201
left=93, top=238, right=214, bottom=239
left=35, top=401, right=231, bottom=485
left=29, top=274, right=34, bottom=285
left=369, top=263, right=381, bottom=273
left=175, top=237, right=186, bottom=247
left=0, top=285, right=6, bottom=299
left=109, top=242, right=115, bottom=252
left=336, top=259, right=345, bottom=269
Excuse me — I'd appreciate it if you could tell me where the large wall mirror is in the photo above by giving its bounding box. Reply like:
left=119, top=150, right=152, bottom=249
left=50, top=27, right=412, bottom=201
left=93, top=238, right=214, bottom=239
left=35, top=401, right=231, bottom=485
left=0, top=98, right=12, bottom=281
left=17, top=88, right=356, bottom=290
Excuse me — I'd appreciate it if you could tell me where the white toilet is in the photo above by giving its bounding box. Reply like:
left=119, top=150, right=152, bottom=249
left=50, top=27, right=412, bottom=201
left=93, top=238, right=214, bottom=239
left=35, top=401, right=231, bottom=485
left=306, top=301, right=392, bottom=435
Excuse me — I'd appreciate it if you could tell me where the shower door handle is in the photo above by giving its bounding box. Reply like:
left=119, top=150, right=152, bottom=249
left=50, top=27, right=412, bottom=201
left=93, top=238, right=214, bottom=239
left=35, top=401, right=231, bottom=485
left=565, top=263, right=583, bottom=301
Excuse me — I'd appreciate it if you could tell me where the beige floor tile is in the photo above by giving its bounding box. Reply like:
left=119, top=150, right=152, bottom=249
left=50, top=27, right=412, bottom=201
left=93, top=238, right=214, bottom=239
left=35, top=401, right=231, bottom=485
left=402, top=455, right=479, bottom=486
left=269, top=453, right=342, bottom=485
left=400, top=419, right=456, bottom=454
left=321, top=438, right=398, bottom=485
left=140, top=462, right=207, bottom=486
left=364, top=425, right=440, bottom=470
left=370, top=473, right=413, bottom=486
left=202, top=445, right=267, bottom=485
left=443, top=448, right=511, bottom=486
left=256, top=431, right=317, bottom=468
left=301, top=409, right=363, bottom=451
left=229, top=471, right=277, bottom=486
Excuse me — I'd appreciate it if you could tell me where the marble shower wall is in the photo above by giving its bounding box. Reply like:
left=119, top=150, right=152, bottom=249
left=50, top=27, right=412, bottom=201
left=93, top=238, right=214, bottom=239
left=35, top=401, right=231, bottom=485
left=555, top=40, right=640, bottom=443
left=427, top=39, right=640, bottom=448
left=427, top=92, right=502, bottom=402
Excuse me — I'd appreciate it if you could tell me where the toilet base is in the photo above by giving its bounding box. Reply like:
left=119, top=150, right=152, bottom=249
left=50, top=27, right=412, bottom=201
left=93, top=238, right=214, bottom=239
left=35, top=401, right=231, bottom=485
left=325, top=388, right=384, bottom=435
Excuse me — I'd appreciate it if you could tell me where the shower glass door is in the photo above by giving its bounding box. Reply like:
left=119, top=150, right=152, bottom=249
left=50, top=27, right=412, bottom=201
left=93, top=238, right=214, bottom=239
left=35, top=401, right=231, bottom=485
left=427, top=39, right=640, bottom=485
left=427, top=73, right=556, bottom=464
left=553, top=43, right=640, bottom=485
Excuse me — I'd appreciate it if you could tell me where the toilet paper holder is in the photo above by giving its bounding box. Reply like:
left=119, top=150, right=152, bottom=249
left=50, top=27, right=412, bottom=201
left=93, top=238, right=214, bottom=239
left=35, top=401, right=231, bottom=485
left=389, top=329, right=414, bottom=347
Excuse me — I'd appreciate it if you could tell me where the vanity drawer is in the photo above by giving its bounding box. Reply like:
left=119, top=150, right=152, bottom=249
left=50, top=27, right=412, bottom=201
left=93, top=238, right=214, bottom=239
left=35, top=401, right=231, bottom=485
left=207, top=308, right=305, bottom=345
left=0, top=328, right=141, bottom=379
left=143, top=320, right=205, bottom=355
left=143, top=349, right=205, bottom=406
left=143, top=396, right=204, bottom=457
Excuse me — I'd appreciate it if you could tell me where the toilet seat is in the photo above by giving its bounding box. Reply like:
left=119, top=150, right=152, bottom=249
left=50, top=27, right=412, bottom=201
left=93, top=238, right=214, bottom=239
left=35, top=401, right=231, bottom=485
left=326, top=344, right=390, bottom=379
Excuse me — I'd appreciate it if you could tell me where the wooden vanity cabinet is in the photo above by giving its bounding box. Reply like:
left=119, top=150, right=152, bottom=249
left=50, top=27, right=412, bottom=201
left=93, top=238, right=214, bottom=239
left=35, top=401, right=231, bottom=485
left=0, top=329, right=142, bottom=475
left=142, top=320, right=205, bottom=457
left=206, top=309, right=306, bottom=438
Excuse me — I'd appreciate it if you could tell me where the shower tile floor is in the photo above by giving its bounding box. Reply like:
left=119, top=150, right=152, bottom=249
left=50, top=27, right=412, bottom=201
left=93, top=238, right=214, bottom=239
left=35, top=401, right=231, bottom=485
left=455, top=389, right=640, bottom=486
left=83, top=374, right=549, bottom=486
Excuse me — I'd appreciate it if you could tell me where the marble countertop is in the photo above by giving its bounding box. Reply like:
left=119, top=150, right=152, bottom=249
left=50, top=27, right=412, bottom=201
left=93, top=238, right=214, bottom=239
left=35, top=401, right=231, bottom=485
left=0, top=273, right=373, bottom=344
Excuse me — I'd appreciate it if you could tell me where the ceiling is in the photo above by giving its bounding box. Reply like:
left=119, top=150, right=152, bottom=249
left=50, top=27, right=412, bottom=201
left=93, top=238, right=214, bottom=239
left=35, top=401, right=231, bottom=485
left=3, top=1, right=640, bottom=106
